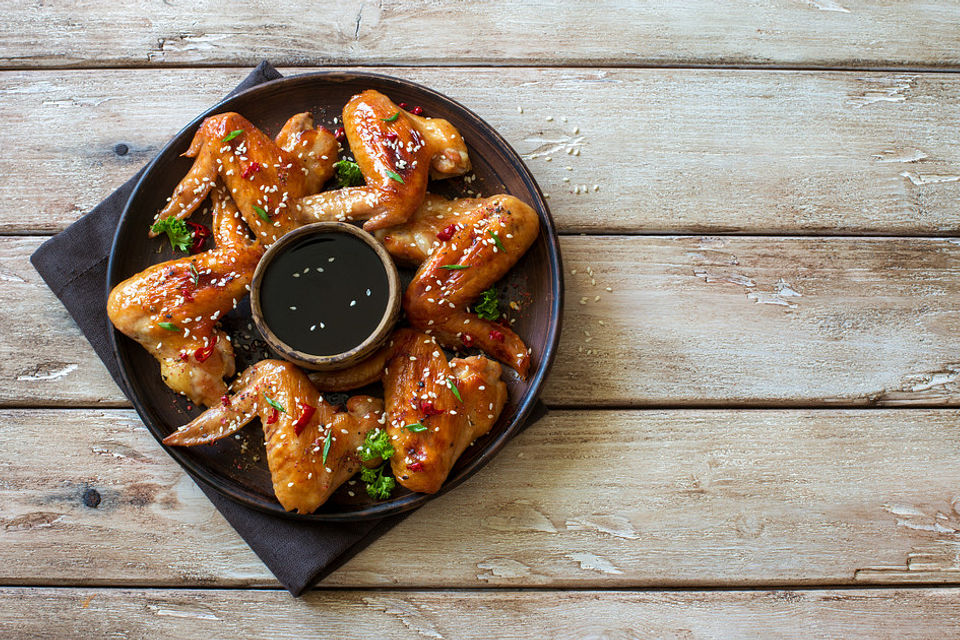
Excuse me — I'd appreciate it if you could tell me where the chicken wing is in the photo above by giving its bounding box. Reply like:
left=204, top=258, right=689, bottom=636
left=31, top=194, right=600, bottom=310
left=296, top=90, right=470, bottom=232
left=153, top=112, right=337, bottom=245
left=400, top=195, right=540, bottom=378
left=164, top=359, right=385, bottom=513
left=108, top=188, right=263, bottom=406
left=310, top=328, right=507, bottom=494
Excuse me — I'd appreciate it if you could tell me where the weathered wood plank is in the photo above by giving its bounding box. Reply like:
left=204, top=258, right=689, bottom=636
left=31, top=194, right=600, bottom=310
left=5, top=68, right=960, bottom=235
left=2, top=587, right=958, bottom=639
left=4, top=408, right=960, bottom=588
left=5, top=235, right=960, bottom=408
left=3, top=1, right=960, bottom=69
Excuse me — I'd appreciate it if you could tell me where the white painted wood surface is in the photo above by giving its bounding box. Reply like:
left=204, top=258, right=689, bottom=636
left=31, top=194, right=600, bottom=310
left=4, top=408, right=960, bottom=588
left=5, top=68, right=960, bottom=235
left=2, top=1, right=960, bottom=69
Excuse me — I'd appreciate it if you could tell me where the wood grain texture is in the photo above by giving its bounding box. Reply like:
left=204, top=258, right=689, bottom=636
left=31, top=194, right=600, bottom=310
left=3, top=587, right=960, bottom=639
left=3, top=1, right=960, bottom=69
left=4, top=408, right=960, bottom=588
left=6, top=235, right=960, bottom=408
left=5, top=68, right=960, bottom=235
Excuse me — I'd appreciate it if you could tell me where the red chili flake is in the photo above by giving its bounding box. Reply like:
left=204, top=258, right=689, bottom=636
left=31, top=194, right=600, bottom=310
left=408, top=462, right=424, bottom=472
left=180, top=283, right=195, bottom=303
left=436, top=224, right=457, bottom=242
left=266, top=408, right=279, bottom=425
left=334, top=126, right=345, bottom=142
left=461, top=333, right=475, bottom=347
left=194, top=334, right=218, bottom=363
left=221, top=395, right=231, bottom=408
left=293, top=401, right=317, bottom=436
left=186, top=221, right=211, bottom=254
left=420, top=400, right=443, bottom=416
left=385, top=130, right=398, bottom=141
left=398, top=102, right=408, bottom=109
left=179, top=352, right=190, bottom=362
left=410, top=106, right=423, bottom=115
left=241, top=161, right=261, bottom=179
left=489, top=329, right=505, bottom=342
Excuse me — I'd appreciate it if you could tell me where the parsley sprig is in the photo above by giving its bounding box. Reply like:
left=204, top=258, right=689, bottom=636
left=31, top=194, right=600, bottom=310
left=151, top=217, right=193, bottom=253
left=473, top=287, right=500, bottom=321
left=334, top=160, right=364, bottom=188
left=361, top=463, right=396, bottom=500
left=358, top=428, right=395, bottom=462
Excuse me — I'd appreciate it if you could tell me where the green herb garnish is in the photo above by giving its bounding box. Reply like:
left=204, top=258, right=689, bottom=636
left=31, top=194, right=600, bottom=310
left=157, top=321, right=179, bottom=331
left=489, top=230, right=506, bottom=252
left=403, top=423, right=427, bottom=433
left=263, top=393, right=286, bottom=414
left=360, top=463, right=396, bottom=500
left=189, top=263, right=199, bottom=287
left=440, top=264, right=470, bottom=270
left=447, top=377, right=462, bottom=402
left=385, top=169, right=405, bottom=184
left=222, top=129, right=244, bottom=142
left=473, top=287, right=500, bottom=321
left=334, top=160, right=364, bottom=188
left=253, top=205, right=270, bottom=222
left=381, top=112, right=400, bottom=123
left=359, top=428, right=395, bottom=462
left=322, top=430, right=332, bottom=465
left=150, top=217, right=193, bottom=253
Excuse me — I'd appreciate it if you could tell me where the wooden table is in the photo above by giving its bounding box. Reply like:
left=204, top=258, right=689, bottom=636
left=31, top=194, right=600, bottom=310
left=4, top=3, right=960, bottom=637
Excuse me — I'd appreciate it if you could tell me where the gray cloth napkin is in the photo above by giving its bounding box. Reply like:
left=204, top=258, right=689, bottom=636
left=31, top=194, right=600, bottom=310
left=30, top=61, right=547, bottom=596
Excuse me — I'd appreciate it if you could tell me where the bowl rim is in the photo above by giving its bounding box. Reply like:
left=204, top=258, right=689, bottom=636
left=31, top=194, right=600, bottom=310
left=249, top=221, right=402, bottom=370
left=107, top=69, right=564, bottom=521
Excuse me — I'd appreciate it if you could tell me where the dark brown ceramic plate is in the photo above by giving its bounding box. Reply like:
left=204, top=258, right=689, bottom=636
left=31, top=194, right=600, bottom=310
left=107, top=71, right=563, bottom=521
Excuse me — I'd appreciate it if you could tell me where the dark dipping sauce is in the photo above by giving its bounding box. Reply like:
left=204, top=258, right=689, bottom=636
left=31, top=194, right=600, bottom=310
left=259, top=233, right=390, bottom=356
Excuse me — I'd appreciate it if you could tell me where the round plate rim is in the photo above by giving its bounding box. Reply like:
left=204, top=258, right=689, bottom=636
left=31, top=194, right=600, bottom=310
left=107, top=70, right=564, bottom=522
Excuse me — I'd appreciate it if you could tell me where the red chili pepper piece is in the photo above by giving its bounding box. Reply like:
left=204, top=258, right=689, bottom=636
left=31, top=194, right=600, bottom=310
left=178, top=352, right=190, bottom=362
left=489, top=329, right=505, bottom=342
left=185, top=221, right=211, bottom=254
left=221, top=395, right=231, bottom=408
left=420, top=400, right=443, bottom=416
left=293, top=401, right=317, bottom=436
left=385, top=130, right=398, bottom=141
left=334, top=126, right=345, bottom=142
left=266, top=408, right=279, bottom=425
left=398, top=102, right=408, bottom=109
left=461, top=333, right=475, bottom=347
left=241, top=161, right=261, bottom=179
left=410, top=106, right=423, bottom=115
left=436, top=224, right=457, bottom=242
left=408, top=462, right=424, bottom=472
left=193, top=334, right=218, bottom=363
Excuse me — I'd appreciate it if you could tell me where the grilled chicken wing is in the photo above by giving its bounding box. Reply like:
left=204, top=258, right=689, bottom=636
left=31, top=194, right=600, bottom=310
left=296, top=90, right=470, bottom=232
left=400, top=195, right=539, bottom=377
left=108, top=188, right=263, bottom=406
left=163, top=359, right=385, bottom=513
left=310, top=328, right=507, bottom=494
left=153, top=112, right=337, bottom=245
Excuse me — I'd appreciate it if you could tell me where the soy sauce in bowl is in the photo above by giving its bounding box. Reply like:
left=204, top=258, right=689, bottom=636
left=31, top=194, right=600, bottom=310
left=251, top=223, right=401, bottom=370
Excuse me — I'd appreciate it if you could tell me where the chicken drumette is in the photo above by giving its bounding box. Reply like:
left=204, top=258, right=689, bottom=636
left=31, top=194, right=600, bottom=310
left=309, top=328, right=507, bottom=494
left=296, top=90, right=471, bottom=231
left=164, top=359, right=385, bottom=513
left=153, top=111, right=338, bottom=245
left=108, top=188, right=264, bottom=406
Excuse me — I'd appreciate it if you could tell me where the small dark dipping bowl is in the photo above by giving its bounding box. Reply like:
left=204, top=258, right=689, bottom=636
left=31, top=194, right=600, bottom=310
left=250, top=222, right=401, bottom=370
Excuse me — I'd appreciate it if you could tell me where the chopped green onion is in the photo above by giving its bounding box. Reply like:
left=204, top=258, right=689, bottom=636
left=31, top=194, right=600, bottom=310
left=403, top=423, right=427, bottom=433
left=381, top=112, right=400, bottom=122
left=253, top=205, right=270, bottom=222
left=189, top=263, right=199, bottom=287
left=322, top=430, right=332, bottom=464
left=440, top=264, right=471, bottom=270
left=489, top=230, right=506, bottom=252
left=447, top=377, right=462, bottom=402
left=263, top=393, right=286, bottom=413
left=385, top=169, right=405, bottom=184
left=222, top=129, right=244, bottom=142
left=157, top=322, right=179, bottom=331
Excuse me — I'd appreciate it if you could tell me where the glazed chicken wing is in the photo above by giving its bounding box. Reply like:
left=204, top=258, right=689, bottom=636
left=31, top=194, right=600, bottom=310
left=153, top=112, right=337, bottom=245
left=399, top=195, right=540, bottom=377
left=310, top=328, right=507, bottom=494
left=108, top=188, right=263, bottom=406
left=296, top=90, right=470, bottom=232
left=164, top=359, right=385, bottom=513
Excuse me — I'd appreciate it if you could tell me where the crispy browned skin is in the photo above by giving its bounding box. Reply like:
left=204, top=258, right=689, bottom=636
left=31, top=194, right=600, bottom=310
left=400, top=195, right=539, bottom=378
left=163, top=359, right=385, bottom=513
left=310, top=328, right=507, bottom=494
left=108, top=188, right=264, bottom=406
left=296, top=90, right=470, bottom=232
left=153, top=112, right=337, bottom=245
